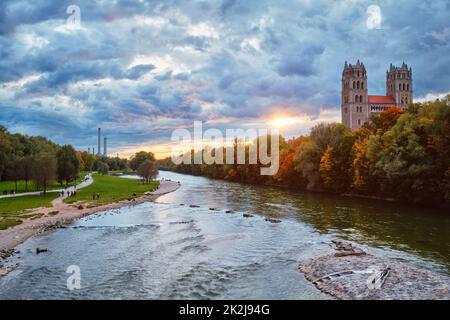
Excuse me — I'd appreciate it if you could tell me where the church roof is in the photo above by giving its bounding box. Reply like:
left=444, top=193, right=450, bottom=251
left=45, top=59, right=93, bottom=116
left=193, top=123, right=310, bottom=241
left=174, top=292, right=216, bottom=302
left=368, top=95, right=396, bottom=104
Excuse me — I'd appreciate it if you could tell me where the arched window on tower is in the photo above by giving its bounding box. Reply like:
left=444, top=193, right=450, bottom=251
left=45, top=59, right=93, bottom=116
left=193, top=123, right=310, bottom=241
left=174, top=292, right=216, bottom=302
left=353, top=81, right=356, bottom=89
left=360, top=95, right=363, bottom=103
left=361, top=82, right=364, bottom=89
left=403, top=83, right=406, bottom=91
left=357, top=81, right=360, bottom=89
left=407, top=84, right=409, bottom=91
left=355, top=95, right=358, bottom=102
left=399, top=83, right=402, bottom=90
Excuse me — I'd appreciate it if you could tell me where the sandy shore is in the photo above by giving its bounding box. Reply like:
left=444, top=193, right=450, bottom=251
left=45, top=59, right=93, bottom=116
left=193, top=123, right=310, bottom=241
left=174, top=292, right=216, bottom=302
left=0, top=180, right=180, bottom=256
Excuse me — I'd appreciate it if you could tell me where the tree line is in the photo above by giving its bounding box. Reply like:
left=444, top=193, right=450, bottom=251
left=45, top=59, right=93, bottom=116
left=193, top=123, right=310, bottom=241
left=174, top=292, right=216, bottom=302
left=0, top=128, right=122, bottom=193
left=159, top=96, right=450, bottom=207
left=0, top=126, right=159, bottom=193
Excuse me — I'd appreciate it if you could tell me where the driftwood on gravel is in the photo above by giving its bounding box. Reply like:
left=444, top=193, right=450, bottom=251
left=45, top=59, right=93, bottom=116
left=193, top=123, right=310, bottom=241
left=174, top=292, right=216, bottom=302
left=299, top=243, right=450, bottom=300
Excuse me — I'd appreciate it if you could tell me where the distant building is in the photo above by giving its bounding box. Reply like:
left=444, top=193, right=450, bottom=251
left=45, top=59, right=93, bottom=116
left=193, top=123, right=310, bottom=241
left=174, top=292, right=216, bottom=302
left=341, top=60, right=413, bottom=130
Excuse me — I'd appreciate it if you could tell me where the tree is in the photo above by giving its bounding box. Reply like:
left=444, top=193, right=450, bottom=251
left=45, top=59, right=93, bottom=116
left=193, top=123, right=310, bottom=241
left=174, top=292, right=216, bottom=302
left=319, top=132, right=358, bottom=193
left=137, top=159, right=158, bottom=184
left=367, top=106, right=404, bottom=134
left=31, top=154, right=56, bottom=194
left=310, top=122, right=347, bottom=151
left=82, top=153, right=96, bottom=172
left=319, top=146, right=334, bottom=189
left=5, top=155, right=24, bottom=192
left=351, top=131, right=378, bottom=194
left=56, top=145, right=80, bottom=187
left=97, top=161, right=109, bottom=175
left=0, top=127, right=11, bottom=181
left=21, top=156, right=34, bottom=191
left=129, top=151, right=156, bottom=171
left=76, top=151, right=85, bottom=171
left=294, top=140, right=323, bottom=191
left=275, top=136, right=307, bottom=188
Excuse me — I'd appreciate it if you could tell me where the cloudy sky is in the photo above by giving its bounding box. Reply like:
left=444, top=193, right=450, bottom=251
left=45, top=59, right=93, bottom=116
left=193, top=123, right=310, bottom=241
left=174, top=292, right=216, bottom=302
left=0, top=0, right=449, bottom=158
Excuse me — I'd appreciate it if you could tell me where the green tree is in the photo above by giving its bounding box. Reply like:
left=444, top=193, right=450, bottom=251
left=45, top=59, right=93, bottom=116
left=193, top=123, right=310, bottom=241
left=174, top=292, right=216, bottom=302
left=56, top=145, right=80, bottom=187
left=294, top=140, right=322, bottom=191
left=21, top=156, right=34, bottom=191
left=129, top=151, right=156, bottom=171
left=97, top=161, right=109, bottom=175
left=5, top=155, right=24, bottom=192
left=137, top=159, right=158, bottom=184
left=0, top=126, right=11, bottom=181
left=83, top=153, right=96, bottom=172
left=31, top=154, right=56, bottom=194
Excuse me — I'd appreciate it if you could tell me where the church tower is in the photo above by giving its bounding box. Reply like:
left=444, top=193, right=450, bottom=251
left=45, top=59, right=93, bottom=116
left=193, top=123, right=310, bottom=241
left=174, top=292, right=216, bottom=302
left=386, top=62, right=413, bottom=106
left=341, top=60, right=369, bottom=130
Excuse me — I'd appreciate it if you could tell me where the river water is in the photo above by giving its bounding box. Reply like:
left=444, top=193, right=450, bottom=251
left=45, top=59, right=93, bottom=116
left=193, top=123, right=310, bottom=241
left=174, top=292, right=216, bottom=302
left=0, top=171, right=448, bottom=299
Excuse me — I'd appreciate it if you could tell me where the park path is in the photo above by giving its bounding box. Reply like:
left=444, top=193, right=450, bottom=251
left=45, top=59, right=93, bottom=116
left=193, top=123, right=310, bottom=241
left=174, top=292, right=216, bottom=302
left=0, top=173, right=94, bottom=199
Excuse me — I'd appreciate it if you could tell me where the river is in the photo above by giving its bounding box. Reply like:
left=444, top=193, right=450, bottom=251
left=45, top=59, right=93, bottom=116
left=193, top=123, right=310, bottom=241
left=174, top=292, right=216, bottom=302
left=0, top=171, right=448, bottom=299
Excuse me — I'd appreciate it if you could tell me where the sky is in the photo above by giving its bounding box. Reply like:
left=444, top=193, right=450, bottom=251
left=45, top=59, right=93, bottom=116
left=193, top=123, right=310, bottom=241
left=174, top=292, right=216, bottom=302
left=0, top=0, right=449, bottom=158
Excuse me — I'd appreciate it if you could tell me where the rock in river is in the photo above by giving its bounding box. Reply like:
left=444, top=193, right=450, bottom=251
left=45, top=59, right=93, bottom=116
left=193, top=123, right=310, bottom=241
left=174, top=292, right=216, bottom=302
left=265, top=218, right=282, bottom=223
left=299, top=244, right=450, bottom=300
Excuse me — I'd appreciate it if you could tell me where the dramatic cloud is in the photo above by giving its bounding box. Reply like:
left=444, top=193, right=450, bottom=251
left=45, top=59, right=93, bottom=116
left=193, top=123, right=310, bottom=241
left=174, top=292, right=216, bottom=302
left=0, top=0, right=449, bottom=157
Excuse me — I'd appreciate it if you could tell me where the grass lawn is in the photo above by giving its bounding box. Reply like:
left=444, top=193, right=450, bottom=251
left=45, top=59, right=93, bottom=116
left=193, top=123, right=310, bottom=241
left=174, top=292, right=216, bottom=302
left=64, top=173, right=159, bottom=207
left=0, top=171, right=87, bottom=195
left=0, top=193, right=58, bottom=229
left=109, top=169, right=136, bottom=175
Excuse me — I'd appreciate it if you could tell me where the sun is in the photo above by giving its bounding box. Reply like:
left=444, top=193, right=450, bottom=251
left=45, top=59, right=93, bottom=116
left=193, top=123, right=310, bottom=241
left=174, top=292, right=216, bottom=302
left=269, top=117, right=298, bottom=128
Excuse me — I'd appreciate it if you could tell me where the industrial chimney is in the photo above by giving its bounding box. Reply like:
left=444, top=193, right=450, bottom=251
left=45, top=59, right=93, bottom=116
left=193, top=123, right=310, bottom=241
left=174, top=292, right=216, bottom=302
left=104, top=137, right=107, bottom=157
left=97, top=128, right=101, bottom=156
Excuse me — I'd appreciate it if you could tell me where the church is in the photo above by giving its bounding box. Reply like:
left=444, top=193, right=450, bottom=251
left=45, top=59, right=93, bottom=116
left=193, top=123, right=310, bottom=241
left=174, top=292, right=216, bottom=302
left=341, top=60, right=413, bottom=130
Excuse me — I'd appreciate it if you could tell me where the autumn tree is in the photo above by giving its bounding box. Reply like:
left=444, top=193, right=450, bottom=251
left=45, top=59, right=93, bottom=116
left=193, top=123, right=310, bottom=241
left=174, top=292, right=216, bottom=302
left=367, top=106, right=404, bottom=134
